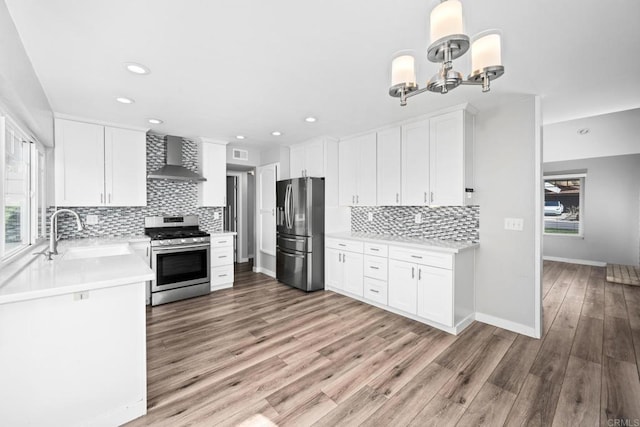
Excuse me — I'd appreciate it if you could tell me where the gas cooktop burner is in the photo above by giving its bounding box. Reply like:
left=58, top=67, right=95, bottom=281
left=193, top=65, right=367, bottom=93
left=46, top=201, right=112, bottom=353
left=146, top=229, right=210, bottom=240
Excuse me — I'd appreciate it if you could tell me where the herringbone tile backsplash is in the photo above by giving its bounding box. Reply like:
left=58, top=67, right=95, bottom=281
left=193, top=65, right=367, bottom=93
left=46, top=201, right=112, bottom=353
left=351, top=206, right=479, bottom=242
left=50, top=134, right=223, bottom=239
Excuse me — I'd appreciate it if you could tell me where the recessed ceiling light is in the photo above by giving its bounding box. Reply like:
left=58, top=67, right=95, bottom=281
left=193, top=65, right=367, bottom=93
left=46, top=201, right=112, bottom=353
left=577, top=128, right=590, bottom=135
left=124, top=62, right=150, bottom=75
left=116, top=97, right=135, bottom=104
left=236, top=135, right=246, bottom=140
left=148, top=118, right=163, bottom=124
left=305, top=117, right=317, bottom=123
left=271, top=131, right=282, bottom=136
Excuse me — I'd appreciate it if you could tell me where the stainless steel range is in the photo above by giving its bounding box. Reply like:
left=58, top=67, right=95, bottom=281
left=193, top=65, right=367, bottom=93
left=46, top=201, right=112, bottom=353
left=145, top=216, right=210, bottom=306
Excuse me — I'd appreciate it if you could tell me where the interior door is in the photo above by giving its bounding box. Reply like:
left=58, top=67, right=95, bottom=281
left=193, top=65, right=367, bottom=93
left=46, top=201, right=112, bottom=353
left=257, top=163, right=278, bottom=256
left=225, top=175, right=238, bottom=261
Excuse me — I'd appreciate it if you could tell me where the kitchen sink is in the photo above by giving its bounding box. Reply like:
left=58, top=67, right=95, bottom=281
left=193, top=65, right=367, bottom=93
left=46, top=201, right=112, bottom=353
left=62, top=244, right=133, bottom=260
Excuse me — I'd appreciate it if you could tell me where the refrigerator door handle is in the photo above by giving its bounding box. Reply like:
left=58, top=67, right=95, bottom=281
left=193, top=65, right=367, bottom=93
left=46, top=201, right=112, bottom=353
left=284, top=184, right=291, bottom=228
left=288, top=183, right=294, bottom=228
left=278, top=248, right=305, bottom=259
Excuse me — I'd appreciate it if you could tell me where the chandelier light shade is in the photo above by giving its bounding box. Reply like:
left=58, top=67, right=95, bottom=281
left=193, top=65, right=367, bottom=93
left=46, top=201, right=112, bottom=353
left=430, top=0, right=463, bottom=43
left=391, top=53, right=417, bottom=87
left=389, top=0, right=505, bottom=106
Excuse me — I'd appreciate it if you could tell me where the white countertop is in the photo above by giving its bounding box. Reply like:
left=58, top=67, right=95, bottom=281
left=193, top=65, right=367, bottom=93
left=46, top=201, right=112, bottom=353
left=326, top=232, right=479, bottom=253
left=211, top=231, right=237, bottom=236
left=0, top=237, right=154, bottom=305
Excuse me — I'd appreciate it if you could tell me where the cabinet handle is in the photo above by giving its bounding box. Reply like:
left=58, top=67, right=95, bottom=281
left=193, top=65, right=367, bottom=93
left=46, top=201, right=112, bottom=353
left=219, top=255, right=227, bottom=258
left=430, top=192, right=434, bottom=203
left=370, top=248, right=379, bottom=252
left=339, top=253, right=342, bottom=262
left=343, top=253, right=346, bottom=263
left=146, top=246, right=149, bottom=257
left=396, top=193, right=399, bottom=203
left=412, top=267, right=415, bottom=279
left=108, top=193, right=111, bottom=203
left=218, top=274, right=227, bottom=277
left=352, top=195, right=355, bottom=204
left=370, top=289, right=379, bottom=294
left=370, top=266, right=379, bottom=270
left=419, top=268, right=422, bottom=280
left=356, top=195, right=359, bottom=204
left=338, top=243, right=346, bottom=247
left=423, top=192, right=427, bottom=203
left=100, top=193, right=104, bottom=204
left=411, top=255, right=423, bottom=259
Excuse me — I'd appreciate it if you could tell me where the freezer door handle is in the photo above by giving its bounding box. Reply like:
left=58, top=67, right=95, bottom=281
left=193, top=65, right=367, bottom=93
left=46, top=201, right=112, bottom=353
left=278, top=248, right=305, bottom=259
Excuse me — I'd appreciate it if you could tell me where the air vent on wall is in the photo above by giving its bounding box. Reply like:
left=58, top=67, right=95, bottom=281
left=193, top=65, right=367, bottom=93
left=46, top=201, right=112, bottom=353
left=232, top=148, right=249, bottom=161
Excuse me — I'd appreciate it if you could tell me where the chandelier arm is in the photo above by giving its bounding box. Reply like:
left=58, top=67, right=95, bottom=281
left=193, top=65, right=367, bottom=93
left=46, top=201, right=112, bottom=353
left=404, top=87, right=432, bottom=99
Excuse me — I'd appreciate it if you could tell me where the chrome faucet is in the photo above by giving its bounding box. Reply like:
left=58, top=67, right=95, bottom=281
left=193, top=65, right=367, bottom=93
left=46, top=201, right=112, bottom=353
left=46, top=209, right=84, bottom=260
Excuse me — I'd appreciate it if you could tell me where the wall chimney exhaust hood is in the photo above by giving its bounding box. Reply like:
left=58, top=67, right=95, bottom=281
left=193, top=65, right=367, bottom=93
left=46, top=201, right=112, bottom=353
left=147, top=135, right=206, bottom=182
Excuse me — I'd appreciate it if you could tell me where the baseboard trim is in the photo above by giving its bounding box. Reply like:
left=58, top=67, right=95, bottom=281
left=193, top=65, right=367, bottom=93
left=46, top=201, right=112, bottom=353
left=475, top=312, right=539, bottom=338
left=210, top=283, right=233, bottom=292
left=252, top=267, right=276, bottom=278
left=543, top=256, right=606, bottom=267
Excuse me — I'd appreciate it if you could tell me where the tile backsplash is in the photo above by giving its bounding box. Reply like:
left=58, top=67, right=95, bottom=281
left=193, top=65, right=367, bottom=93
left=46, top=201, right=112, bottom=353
left=351, top=206, right=479, bottom=242
left=51, top=134, right=223, bottom=239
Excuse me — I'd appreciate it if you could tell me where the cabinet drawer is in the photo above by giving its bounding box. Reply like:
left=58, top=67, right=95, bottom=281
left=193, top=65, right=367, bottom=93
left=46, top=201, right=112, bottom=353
left=388, top=246, right=453, bottom=269
left=364, top=255, right=388, bottom=281
left=211, top=235, right=234, bottom=247
left=326, top=238, right=363, bottom=253
left=211, top=246, right=233, bottom=267
left=364, top=242, right=388, bottom=257
left=364, top=277, right=388, bottom=305
left=211, top=265, right=234, bottom=286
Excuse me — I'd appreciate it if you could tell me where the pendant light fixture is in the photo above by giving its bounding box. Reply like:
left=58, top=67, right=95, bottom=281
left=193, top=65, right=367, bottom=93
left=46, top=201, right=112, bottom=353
left=389, top=0, right=504, bottom=106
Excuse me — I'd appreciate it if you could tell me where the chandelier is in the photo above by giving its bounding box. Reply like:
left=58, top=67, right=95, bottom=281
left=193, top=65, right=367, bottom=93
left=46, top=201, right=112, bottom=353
left=389, top=0, right=505, bottom=106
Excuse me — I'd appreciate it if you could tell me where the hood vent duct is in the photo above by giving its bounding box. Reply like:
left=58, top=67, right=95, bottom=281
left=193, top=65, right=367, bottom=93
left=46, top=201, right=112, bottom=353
left=147, top=135, right=206, bottom=182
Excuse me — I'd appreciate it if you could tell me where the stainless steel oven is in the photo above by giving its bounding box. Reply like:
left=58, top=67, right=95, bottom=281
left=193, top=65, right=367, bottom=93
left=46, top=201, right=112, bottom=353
left=145, top=216, right=212, bottom=306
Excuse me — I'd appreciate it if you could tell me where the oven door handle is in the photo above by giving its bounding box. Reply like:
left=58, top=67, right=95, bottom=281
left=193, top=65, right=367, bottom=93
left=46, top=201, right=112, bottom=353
left=152, top=244, right=211, bottom=252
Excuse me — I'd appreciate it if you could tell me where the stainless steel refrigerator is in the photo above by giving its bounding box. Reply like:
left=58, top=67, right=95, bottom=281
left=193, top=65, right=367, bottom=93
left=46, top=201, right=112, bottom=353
left=276, top=177, right=324, bottom=292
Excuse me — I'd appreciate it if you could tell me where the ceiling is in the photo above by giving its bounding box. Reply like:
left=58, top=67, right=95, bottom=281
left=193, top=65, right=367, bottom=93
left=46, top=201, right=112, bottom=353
left=6, top=0, right=640, bottom=148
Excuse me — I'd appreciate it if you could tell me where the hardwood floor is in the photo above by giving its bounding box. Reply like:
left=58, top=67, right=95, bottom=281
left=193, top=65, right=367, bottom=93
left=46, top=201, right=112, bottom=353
left=126, top=261, right=640, bottom=426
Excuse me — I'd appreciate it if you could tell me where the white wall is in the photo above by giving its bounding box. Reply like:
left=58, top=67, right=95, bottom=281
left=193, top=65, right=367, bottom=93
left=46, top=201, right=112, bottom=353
left=474, top=95, right=541, bottom=337
left=544, top=108, right=640, bottom=162
left=0, top=1, right=52, bottom=146
left=543, top=154, right=640, bottom=266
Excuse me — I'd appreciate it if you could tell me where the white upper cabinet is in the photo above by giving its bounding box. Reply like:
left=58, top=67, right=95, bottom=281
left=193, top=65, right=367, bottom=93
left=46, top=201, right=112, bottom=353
left=401, top=119, right=430, bottom=206
left=429, top=110, right=473, bottom=206
left=55, top=118, right=147, bottom=207
left=104, top=127, right=147, bottom=207
left=376, top=126, right=402, bottom=206
left=197, top=140, right=227, bottom=207
left=338, top=132, right=377, bottom=206
left=289, top=138, right=325, bottom=178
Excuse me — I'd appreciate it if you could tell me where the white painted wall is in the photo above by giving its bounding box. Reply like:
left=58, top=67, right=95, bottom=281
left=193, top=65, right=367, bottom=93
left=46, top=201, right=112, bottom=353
left=544, top=108, right=640, bottom=163
left=474, top=95, right=541, bottom=337
left=544, top=154, right=640, bottom=266
left=0, top=1, right=52, bottom=146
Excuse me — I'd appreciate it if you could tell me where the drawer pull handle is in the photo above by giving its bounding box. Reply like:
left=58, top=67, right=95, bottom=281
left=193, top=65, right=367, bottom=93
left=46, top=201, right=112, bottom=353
left=219, top=255, right=227, bottom=258
left=371, top=248, right=379, bottom=251
left=218, top=241, right=227, bottom=244
left=218, top=274, right=227, bottom=277
left=338, top=243, right=346, bottom=247
left=370, top=266, right=379, bottom=270
left=411, top=255, right=423, bottom=259
left=412, top=267, right=415, bottom=279
left=370, top=289, right=379, bottom=293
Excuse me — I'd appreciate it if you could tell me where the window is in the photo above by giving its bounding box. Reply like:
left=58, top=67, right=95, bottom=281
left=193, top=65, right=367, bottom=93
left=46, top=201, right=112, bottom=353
left=544, top=174, right=584, bottom=236
left=0, top=114, right=47, bottom=260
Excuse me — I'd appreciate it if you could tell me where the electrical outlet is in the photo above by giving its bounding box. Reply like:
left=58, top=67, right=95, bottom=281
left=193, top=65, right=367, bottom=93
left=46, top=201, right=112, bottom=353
left=504, top=217, right=524, bottom=231
left=367, top=212, right=373, bottom=222
left=85, top=215, right=99, bottom=225
left=414, top=213, right=423, bottom=224
left=214, top=212, right=220, bottom=220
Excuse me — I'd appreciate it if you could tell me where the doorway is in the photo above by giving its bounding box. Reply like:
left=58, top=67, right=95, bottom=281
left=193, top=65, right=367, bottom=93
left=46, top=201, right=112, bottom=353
left=226, top=167, right=256, bottom=267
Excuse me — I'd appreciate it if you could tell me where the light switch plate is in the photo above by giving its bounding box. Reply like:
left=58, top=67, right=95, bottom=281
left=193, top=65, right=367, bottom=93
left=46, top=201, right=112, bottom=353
left=214, top=212, right=220, bottom=220
left=415, top=213, right=423, bottom=224
left=367, top=212, right=373, bottom=222
left=85, top=214, right=99, bottom=225
left=504, top=217, right=524, bottom=231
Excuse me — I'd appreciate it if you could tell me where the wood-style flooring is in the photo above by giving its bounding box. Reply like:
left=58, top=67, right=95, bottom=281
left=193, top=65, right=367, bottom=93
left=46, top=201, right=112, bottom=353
left=126, top=261, right=640, bottom=426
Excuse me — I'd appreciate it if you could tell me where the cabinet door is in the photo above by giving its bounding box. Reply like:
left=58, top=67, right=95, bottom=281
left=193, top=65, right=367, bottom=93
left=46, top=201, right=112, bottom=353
left=417, top=265, right=453, bottom=326
left=388, top=259, right=417, bottom=314
left=304, top=139, right=325, bottom=177
left=290, top=145, right=306, bottom=178
left=430, top=111, right=464, bottom=206
left=54, top=119, right=105, bottom=206
left=198, top=142, right=226, bottom=207
left=325, top=248, right=343, bottom=290
left=401, top=120, right=430, bottom=206
left=338, top=138, right=358, bottom=206
left=377, top=126, right=402, bottom=205
left=342, top=251, right=364, bottom=297
left=356, top=133, right=377, bottom=206
left=104, top=127, right=147, bottom=206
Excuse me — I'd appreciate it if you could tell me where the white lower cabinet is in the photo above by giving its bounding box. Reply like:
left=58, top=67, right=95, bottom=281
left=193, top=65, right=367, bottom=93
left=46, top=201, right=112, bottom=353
left=210, top=233, right=235, bottom=291
left=326, top=236, right=476, bottom=335
left=417, top=265, right=453, bottom=327
left=388, top=259, right=418, bottom=315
